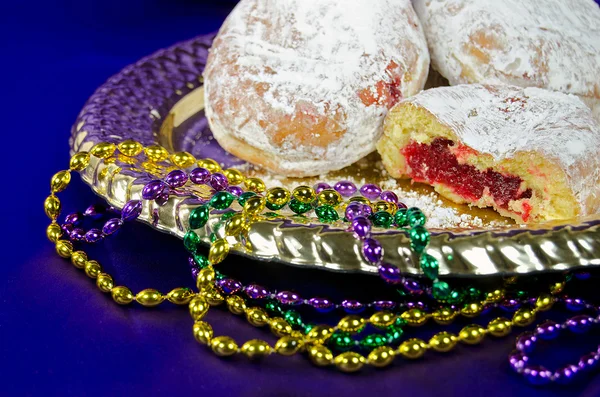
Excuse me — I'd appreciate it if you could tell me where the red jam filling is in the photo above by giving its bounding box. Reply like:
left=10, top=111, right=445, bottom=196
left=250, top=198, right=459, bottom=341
left=402, top=138, right=532, bottom=215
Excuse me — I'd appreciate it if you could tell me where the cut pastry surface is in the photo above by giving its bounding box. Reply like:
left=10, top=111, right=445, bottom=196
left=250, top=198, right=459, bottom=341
left=377, top=84, right=600, bottom=223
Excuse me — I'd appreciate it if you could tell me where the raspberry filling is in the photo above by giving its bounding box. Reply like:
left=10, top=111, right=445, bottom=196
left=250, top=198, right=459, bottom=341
left=402, top=138, right=532, bottom=216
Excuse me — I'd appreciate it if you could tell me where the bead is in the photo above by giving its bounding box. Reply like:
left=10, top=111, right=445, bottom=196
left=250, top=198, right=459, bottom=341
left=566, top=315, right=594, bottom=334
left=84, top=229, right=103, bottom=244
left=209, top=172, right=229, bottom=191
left=288, top=198, right=312, bottom=214
left=50, top=170, right=71, bottom=193
left=197, top=158, right=221, bottom=173
left=244, top=177, right=266, bottom=193
left=209, top=191, right=235, bottom=210
left=90, top=142, right=117, bottom=159
left=221, top=168, right=244, bottom=186
left=378, top=263, right=401, bottom=284
left=564, top=297, right=586, bottom=312
left=360, top=184, right=381, bottom=200
left=370, top=211, right=393, bottom=228
left=276, top=291, right=302, bottom=305
left=135, top=289, right=164, bottom=307
left=393, top=208, right=408, bottom=228
left=380, top=190, right=399, bottom=204
left=311, top=182, right=330, bottom=194
left=523, top=365, right=552, bottom=386
left=367, top=346, right=395, bottom=368
left=330, top=332, right=354, bottom=351
left=509, top=350, right=528, bottom=372
left=535, top=293, right=554, bottom=311
left=488, top=317, right=512, bottom=337
left=183, top=230, right=200, bottom=253
left=362, top=238, right=383, bottom=264
left=549, top=281, right=565, bottom=295
left=121, top=200, right=143, bottom=222
left=189, top=297, right=210, bottom=320
left=245, top=284, right=269, bottom=300
left=166, top=288, right=194, bottom=305
left=409, top=225, right=429, bottom=253
left=398, top=338, right=427, bottom=359
left=188, top=206, right=210, bottom=230
left=226, top=295, right=247, bottom=315
left=373, top=201, right=396, bottom=215
left=208, top=239, right=230, bottom=265
left=55, top=240, right=73, bottom=258
left=269, top=318, right=293, bottom=337
left=102, top=218, right=123, bottom=235
left=292, top=185, right=315, bottom=204
left=432, top=280, right=451, bottom=300
left=69, top=152, right=90, bottom=171
left=46, top=223, right=63, bottom=242
left=170, top=151, right=196, bottom=168
left=407, top=207, right=426, bottom=227
left=554, top=365, right=579, bottom=385
left=419, top=253, right=439, bottom=280
left=401, top=308, right=428, bottom=326
left=192, top=321, right=213, bottom=344
left=535, top=320, right=560, bottom=340
left=317, top=189, right=342, bottom=206
left=308, top=297, right=335, bottom=313
left=112, top=286, right=134, bottom=305
left=241, top=339, right=271, bottom=359
left=246, top=307, right=269, bottom=327
left=338, top=316, right=365, bottom=334
left=44, top=195, right=61, bottom=220
left=352, top=216, right=371, bottom=239
left=432, top=307, right=456, bottom=325
left=306, top=325, right=334, bottom=343
left=96, top=273, right=114, bottom=293
left=225, top=214, right=246, bottom=237
left=117, top=140, right=143, bottom=156
left=513, top=308, right=536, bottom=327
left=71, top=251, right=88, bottom=269
left=165, top=169, right=188, bottom=188
left=335, top=352, right=365, bottom=372
left=334, top=181, right=357, bottom=197
left=266, top=187, right=291, bottom=207
left=429, top=332, right=458, bottom=352
left=243, top=196, right=266, bottom=217
left=578, top=352, right=598, bottom=371
left=275, top=336, right=304, bottom=356
left=202, top=287, right=225, bottom=306
left=284, top=310, right=304, bottom=327
left=369, top=312, right=396, bottom=329
left=189, top=167, right=211, bottom=185
left=308, top=345, right=334, bottom=366
left=373, top=300, right=397, bottom=311
left=516, top=332, right=537, bottom=353
left=84, top=260, right=102, bottom=278
left=211, top=336, right=238, bottom=357
left=315, top=205, right=339, bottom=223
left=459, top=325, right=486, bottom=344
left=217, top=278, right=242, bottom=295
left=360, top=334, right=387, bottom=349
left=196, top=267, right=216, bottom=291
left=348, top=196, right=371, bottom=205
left=461, top=302, right=483, bottom=318
left=486, top=289, right=505, bottom=303
left=143, top=145, right=168, bottom=162
left=227, top=186, right=243, bottom=197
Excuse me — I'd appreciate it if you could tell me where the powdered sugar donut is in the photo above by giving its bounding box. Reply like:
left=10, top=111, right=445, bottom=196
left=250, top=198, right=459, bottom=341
left=413, top=0, right=600, bottom=121
left=377, top=84, right=600, bottom=223
left=204, top=0, right=429, bottom=177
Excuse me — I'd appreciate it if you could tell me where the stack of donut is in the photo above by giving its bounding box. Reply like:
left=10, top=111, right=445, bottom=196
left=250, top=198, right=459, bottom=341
left=204, top=0, right=600, bottom=223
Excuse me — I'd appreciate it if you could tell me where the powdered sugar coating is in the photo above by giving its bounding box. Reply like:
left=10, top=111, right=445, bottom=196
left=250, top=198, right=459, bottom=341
left=402, top=84, right=600, bottom=214
left=204, top=0, right=429, bottom=176
left=413, top=0, right=600, bottom=120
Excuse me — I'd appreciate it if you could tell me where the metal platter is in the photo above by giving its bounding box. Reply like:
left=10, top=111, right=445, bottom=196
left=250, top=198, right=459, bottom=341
left=69, top=34, right=600, bottom=277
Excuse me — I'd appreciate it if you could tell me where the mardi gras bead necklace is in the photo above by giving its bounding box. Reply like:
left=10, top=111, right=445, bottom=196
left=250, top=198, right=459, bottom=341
left=46, top=140, right=596, bottom=376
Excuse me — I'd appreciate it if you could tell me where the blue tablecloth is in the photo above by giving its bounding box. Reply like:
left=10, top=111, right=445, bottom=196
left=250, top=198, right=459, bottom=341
left=1, top=1, right=599, bottom=395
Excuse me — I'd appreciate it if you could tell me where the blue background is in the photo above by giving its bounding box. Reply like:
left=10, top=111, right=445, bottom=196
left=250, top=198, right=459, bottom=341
left=1, top=1, right=599, bottom=396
